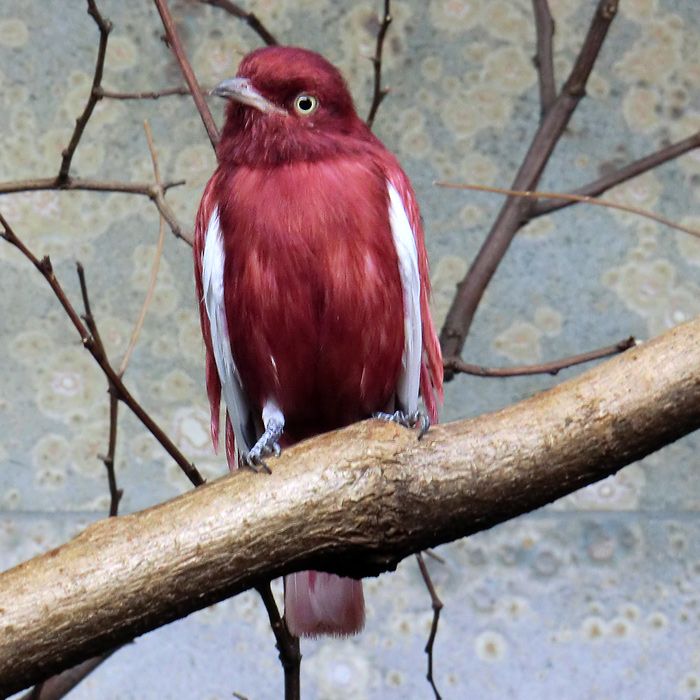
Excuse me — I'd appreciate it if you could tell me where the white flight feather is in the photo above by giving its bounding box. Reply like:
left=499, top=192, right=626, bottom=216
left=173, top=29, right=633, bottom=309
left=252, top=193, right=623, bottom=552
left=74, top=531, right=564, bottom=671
left=202, top=207, right=256, bottom=459
left=387, top=181, right=422, bottom=414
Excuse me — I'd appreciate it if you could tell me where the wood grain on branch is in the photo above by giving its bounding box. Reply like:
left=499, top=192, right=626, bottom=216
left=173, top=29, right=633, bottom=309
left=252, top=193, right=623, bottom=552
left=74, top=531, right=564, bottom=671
left=1, top=315, right=699, bottom=697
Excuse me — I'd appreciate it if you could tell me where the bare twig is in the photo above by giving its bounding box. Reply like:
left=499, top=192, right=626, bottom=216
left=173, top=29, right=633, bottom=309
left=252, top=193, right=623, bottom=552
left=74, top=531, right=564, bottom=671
left=120, top=123, right=167, bottom=374
left=0, top=213, right=204, bottom=487
left=23, top=266, right=128, bottom=700
left=0, top=176, right=184, bottom=196
left=256, top=583, right=301, bottom=700
left=153, top=0, right=220, bottom=148
left=531, top=0, right=556, bottom=116
left=58, top=0, right=113, bottom=184
left=0, top=177, right=192, bottom=245
left=193, top=0, right=278, bottom=45
left=439, top=0, right=619, bottom=378
left=76, top=264, right=124, bottom=516
left=27, top=120, right=174, bottom=689
left=96, top=86, right=192, bottom=99
left=530, top=130, right=700, bottom=217
left=18, top=649, right=121, bottom=700
left=416, top=553, right=444, bottom=700
left=424, top=549, right=446, bottom=565
left=444, top=336, right=636, bottom=378
left=366, top=0, right=392, bottom=128
left=437, top=181, right=700, bottom=240
left=102, top=392, right=122, bottom=516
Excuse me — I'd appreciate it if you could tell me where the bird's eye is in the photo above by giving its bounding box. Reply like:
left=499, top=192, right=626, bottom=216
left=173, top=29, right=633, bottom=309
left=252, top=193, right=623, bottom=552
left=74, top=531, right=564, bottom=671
left=293, top=94, right=319, bottom=115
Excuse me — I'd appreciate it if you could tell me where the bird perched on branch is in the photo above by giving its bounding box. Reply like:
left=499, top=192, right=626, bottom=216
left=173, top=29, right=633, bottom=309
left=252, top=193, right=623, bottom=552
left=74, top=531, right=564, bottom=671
left=194, top=46, right=443, bottom=637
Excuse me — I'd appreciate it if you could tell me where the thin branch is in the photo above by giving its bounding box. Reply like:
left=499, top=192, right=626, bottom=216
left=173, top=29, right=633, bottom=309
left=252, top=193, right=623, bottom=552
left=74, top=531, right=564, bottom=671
left=530, top=130, right=700, bottom=217
left=58, top=0, right=112, bottom=184
left=153, top=0, right=220, bottom=148
left=120, top=123, right=167, bottom=374
left=193, top=0, right=278, bottom=45
left=416, top=553, right=443, bottom=700
left=0, top=177, right=192, bottom=246
left=531, top=0, right=556, bottom=116
left=3, top=314, right=700, bottom=695
left=77, top=263, right=124, bottom=517
left=256, top=583, right=301, bottom=700
left=437, top=181, right=700, bottom=239
left=0, top=213, right=204, bottom=487
left=366, top=0, right=392, bottom=129
left=424, top=549, right=446, bottom=565
left=96, top=86, right=192, bottom=99
left=18, top=649, right=121, bottom=700
left=102, top=392, right=122, bottom=516
left=0, top=176, right=184, bottom=196
left=444, top=336, right=636, bottom=378
left=439, top=0, right=619, bottom=377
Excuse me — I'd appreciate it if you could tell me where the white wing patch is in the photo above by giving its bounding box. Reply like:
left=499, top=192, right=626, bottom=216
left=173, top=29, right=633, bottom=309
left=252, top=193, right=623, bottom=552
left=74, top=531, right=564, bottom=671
left=387, top=181, right=422, bottom=415
left=202, top=207, right=256, bottom=459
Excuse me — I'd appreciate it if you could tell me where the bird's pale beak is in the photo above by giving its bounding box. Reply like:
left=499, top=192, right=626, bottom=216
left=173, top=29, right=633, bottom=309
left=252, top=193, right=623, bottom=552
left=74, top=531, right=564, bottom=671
left=210, top=78, right=285, bottom=115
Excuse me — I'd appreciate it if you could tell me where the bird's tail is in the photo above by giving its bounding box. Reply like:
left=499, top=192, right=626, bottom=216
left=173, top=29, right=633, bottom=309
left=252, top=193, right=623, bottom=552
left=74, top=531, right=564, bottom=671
left=284, top=571, right=365, bottom=638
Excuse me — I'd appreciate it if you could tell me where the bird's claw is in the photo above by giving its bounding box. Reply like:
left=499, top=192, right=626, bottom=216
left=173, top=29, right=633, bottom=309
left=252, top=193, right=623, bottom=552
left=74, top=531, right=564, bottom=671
left=244, top=418, right=283, bottom=473
left=373, top=409, right=431, bottom=440
left=244, top=446, right=277, bottom=474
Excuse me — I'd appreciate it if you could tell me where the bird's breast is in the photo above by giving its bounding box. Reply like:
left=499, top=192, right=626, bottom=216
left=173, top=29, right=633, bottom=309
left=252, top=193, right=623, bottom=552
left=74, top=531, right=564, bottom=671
left=216, top=157, right=405, bottom=437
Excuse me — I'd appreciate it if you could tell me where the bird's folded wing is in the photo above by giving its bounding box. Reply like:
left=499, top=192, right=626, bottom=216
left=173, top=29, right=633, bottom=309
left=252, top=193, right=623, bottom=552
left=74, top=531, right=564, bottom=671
left=387, top=181, right=422, bottom=416
left=202, top=207, right=258, bottom=463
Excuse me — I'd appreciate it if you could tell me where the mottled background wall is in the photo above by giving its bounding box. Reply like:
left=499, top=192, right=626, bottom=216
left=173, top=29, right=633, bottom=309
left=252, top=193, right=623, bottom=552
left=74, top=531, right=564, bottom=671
left=2, top=0, right=700, bottom=698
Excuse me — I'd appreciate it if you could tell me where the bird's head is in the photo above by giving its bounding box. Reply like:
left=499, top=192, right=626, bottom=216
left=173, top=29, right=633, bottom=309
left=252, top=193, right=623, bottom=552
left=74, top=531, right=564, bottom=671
left=212, top=46, right=372, bottom=166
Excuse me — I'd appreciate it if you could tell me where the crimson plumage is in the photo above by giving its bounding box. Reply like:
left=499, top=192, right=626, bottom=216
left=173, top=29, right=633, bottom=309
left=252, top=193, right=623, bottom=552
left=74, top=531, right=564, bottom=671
left=194, top=46, right=442, bottom=637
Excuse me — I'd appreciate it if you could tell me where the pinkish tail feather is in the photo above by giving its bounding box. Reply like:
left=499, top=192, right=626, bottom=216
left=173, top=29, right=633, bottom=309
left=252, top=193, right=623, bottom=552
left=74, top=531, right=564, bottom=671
left=284, top=571, right=365, bottom=638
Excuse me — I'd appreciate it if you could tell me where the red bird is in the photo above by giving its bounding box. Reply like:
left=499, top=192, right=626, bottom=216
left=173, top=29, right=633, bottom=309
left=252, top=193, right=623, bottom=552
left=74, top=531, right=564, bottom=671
left=194, top=46, right=443, bottom=637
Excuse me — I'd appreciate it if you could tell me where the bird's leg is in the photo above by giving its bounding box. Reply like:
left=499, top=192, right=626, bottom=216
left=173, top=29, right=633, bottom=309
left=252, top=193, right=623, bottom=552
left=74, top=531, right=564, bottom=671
left=246, top=400, right=285, bottom=473
left=373, top=409, right=430, bottom=439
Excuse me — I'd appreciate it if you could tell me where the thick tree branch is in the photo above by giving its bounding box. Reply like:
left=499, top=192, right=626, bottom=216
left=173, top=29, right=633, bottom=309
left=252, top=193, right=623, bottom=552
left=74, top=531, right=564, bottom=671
left=1, top=315, right=699, bottom=697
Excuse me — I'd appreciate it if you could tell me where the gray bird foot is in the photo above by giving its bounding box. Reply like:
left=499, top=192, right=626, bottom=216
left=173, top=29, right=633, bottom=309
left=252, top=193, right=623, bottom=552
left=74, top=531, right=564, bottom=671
left=373, top=409, right=431, bottom=440
left=245, top=418, right=284, bottom=474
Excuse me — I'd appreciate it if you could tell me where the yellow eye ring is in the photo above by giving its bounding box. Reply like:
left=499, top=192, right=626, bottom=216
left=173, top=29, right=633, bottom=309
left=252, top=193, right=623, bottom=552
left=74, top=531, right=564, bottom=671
left=293, top=94, right=319, bottom=115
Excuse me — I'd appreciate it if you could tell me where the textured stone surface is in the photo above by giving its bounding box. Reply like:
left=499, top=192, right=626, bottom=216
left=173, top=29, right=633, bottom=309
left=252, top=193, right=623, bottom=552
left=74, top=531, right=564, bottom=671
left=2, top=0, right=700, bottom=697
